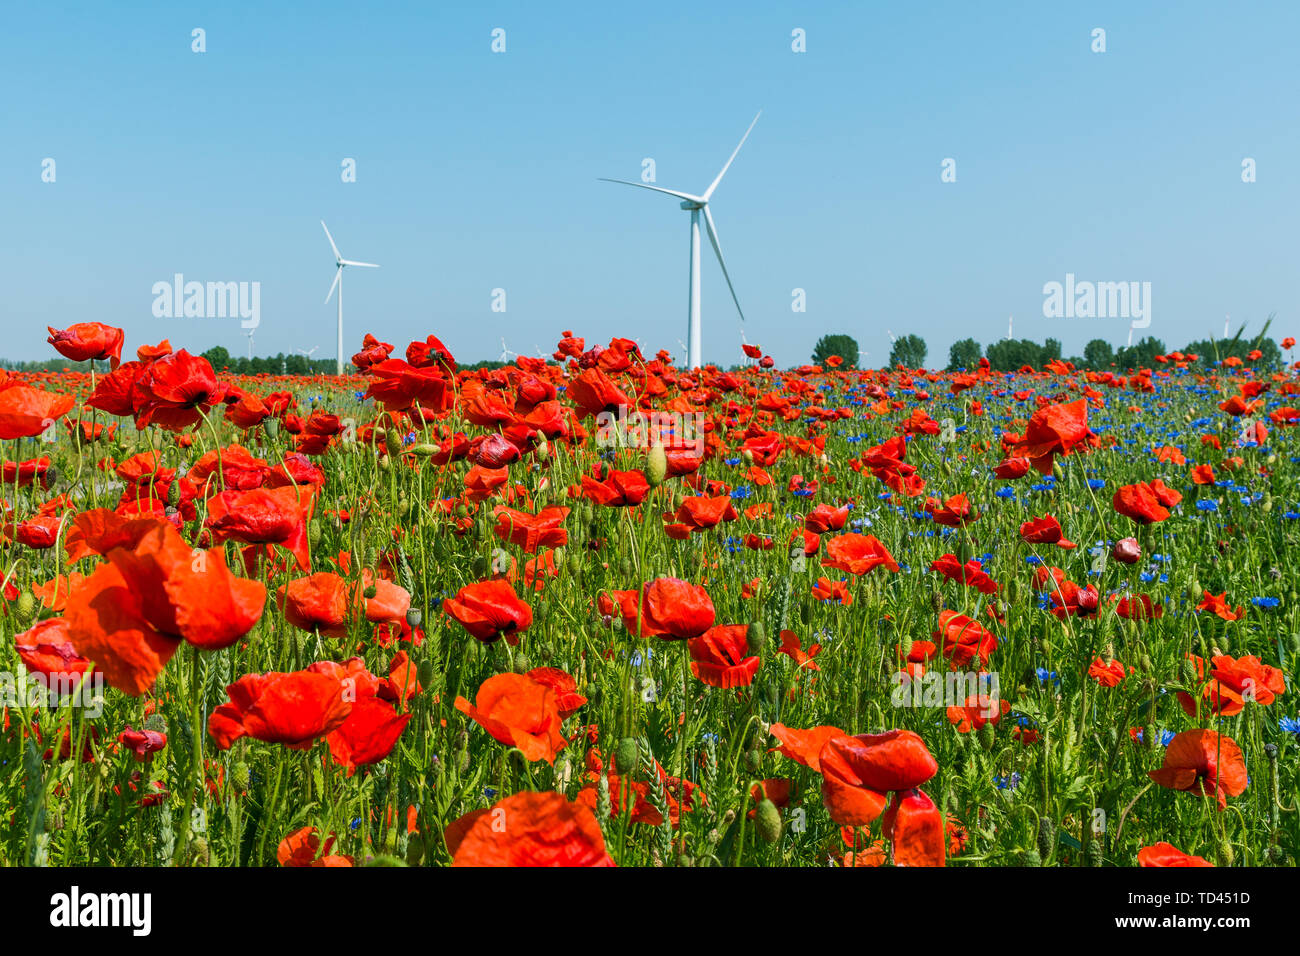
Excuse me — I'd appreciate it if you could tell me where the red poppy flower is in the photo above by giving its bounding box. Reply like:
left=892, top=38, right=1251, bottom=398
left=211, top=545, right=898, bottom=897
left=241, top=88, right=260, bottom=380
left=612, top=577, right=716, bottom=640
left=821, top=533, right=899, bottom=576
left=769, top=723, right=844, bottom=773
left=444, top=579, right=533, bottom=644
left=206, top=485, right=315, bottom=571
left=1137, top=842, right=1213, bottom=867
left=934, top=610, right=998, bottom=666
left=1012, top=398, right=1095, bottom=474
left=446, top=791, right=613, bottom=866
left=929, top=554, right=998, bottom=594
left=64, top=511, right=266, bottom=694
left=14, top=617, right=91, bottom=685
left=326, top=696, right=411, bottom=775
left=47, top=322, right=125, bottom=368
left=208, top=665, right=353, bottom=750
left=804, top=504, right=850, bottom=534
left=581, top=468, right=650, bottom=508
left=493, top=505, right=569, bottom=553
left=812, top=576, right=853, bottom=606
left=278, top=572, right=350, bottom=636
left=129, top=350, right=222, bottom=432
left=362, top=359, right=451, bottom=412
left=526, top=667, right=587, bottom=718
left=0, top=381, right=75, bottom=439
left=882, top=788, right=945, bottom=866
left=1089, top=657, right=1128, bottom=687
left=1113, top=480, right=1182, bottom=524
left=455, top=672, right=568, bottom=764
left=277, top=827, right=353, bottom=867
left=688, top=624, right=761, bottom=688
left=1148, top=729, right=1248, bottom=809
left=1019, top=514, right=1075, bottom=548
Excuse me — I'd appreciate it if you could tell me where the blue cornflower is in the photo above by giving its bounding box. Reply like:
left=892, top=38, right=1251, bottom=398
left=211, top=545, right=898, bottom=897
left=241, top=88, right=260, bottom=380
left=1196, top=499, right=1219, bottom=512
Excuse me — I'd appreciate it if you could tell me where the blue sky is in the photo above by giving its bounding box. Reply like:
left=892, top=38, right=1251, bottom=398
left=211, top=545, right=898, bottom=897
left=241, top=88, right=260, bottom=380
left=4, top=1, right=1297, bottom=367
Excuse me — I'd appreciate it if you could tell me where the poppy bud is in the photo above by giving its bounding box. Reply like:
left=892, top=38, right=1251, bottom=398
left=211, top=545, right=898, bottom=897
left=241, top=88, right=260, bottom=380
left=143, top=713, right=168, bottom=735
left=1052, top=461, right=1064, bottom=482
left=1267, top=845, right=1286, bottom=864
left=417, top=659, right=435, bottom=686
left=405, top=833, right=425, bottom=866
left=1139, top=654, right=1153, bottom=675
left=1112, top=537, right=1140, bottom=564
left=378, top=455, right=391, bottom=472
left=744, top=742, right=763, bottom=775
left=14, top=589, right=34, bottom=621
left=471, top=555, right=490, bottom=577
left=977, top=721, right=995, bottom=752
left=1216, top=839, right=1234, bottom=866
left=411, top=443, right=440, bottom=457
left=384, top=427, right=402, bottom=459
left=1037, top=818, right=1056, bottom=861
left=900, top=632, right=914, bottom=657
left=1087, top=838, right=1104, bottom=867
left=167, top=480, right=181, bottom=507
left=645, top=442, right=667, bottom=487
left=746, top=621, right=767, bottom=656
left=1019, top=847, right=1042, bottom=867
left=363, top=584, right=378, bottom=599
left=1180, top=657, right=1196, bottom=687
left=511, top=651, right=530, bottom=674
left=1185, top=581, right=1202, bottom=601
left=614, top=738, right=639, bottom=774
left=308, top=520, right=322, bottom=547
left=535, top=437, right=550, bottom=462
left=188, top=837, right=209, bottom=866
left=454, top=503, right=470, bottom=519
left=755, top=799, right=782, bottom=843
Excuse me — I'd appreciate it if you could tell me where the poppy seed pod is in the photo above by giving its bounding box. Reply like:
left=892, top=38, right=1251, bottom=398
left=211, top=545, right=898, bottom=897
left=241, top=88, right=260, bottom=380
left=755, top=799, right=782, bottom=843
left=406, top=607, right=422, bottom=628
left=645, top=442, right=667, bottom=487
left=263, top=417, right=280, bottom=439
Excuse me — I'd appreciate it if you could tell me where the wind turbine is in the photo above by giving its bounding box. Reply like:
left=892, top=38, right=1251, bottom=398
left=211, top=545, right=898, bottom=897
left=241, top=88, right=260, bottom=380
left=244, top=328, right=255, bottom=359
left=499, top=338, right=518, bottom=363
left=321, top=221, right=380, bottom=375
left=295, top=346, right=320, bottom=359
left=600, top=112, right=760, bottom=370
left=1007, top=314, right=1014, bottom=340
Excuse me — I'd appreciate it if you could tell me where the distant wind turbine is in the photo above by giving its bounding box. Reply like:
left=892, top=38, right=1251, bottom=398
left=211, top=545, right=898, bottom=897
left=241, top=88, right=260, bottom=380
left=1127, top=321, right=1135, bottom=348
left=244, top=329, right=255, bottom=359
left=886, top=329, right=898, bottom=344
left=1007, top=314, right=1014, bottom=340
left=295, top=346, right=320, bottom=359
left=321, top=220, right=380, bottom=375
left=1224, top=314, right=1231, bottom=338
left=600, top=112, right=761, bottom=370
left=499, top=338, right=518, bottom=362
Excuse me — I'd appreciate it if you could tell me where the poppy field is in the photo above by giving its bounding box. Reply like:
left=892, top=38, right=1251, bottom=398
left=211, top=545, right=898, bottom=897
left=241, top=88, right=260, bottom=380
left=2, top=323, right=1298, bottom=869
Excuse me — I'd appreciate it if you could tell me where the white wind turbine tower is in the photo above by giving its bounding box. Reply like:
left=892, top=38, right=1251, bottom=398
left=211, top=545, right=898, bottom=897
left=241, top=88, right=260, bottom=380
left=244, top=328, right=255, bottom=359
left=499, top=338, right=518, bottom=362
left=321, top=220, right=380, bottom=375
left=601, top=112, right=760, bottom=370
left=1007, top=314, right=1014, bottom=340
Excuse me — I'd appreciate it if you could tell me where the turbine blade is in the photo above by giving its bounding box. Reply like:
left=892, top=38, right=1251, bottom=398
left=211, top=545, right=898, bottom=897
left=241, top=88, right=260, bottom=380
left=321, top=220, right=342, bottom=260
left=324, top=266, right=341, bottom=304
left=702, top=111, right=761, bottom=201
left=702, top=206, right=744, bottom=322
left=340, top=259, right=380, bottom=268
left=598, top=178, right=703, bottom=203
